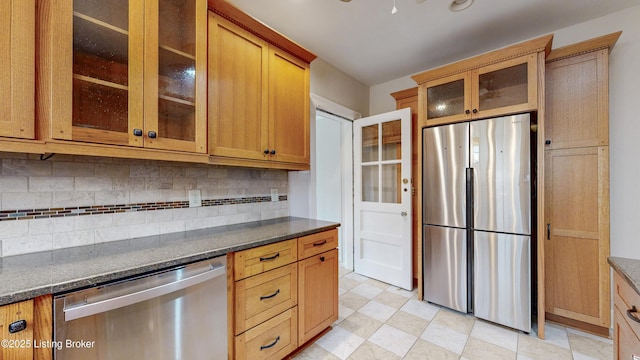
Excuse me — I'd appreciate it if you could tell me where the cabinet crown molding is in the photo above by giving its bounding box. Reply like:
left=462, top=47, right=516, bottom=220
left=411, top=34, right=553, bottom=85
left=208, top=0, right=317, bottom=63
left=546, top=31, right=622, bottom=63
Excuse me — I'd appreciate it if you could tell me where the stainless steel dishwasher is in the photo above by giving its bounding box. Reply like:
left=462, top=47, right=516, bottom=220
left=53, top=256, right=227, bottom=359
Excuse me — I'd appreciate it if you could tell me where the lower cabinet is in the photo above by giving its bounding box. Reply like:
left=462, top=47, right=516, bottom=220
left=0, top=295, right=52, bottom=360
left=231, top=228, right=338, bottom=359
left=298, top=248, right=338, bottom=344
left=613, top=271, right=640, bottom=359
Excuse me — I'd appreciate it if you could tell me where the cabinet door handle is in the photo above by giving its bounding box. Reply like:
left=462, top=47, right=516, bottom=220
left=259, top=253, right=280, bottom=262
left=8, top=320, right=27, bottom=334
left=260, top=289, right=280, bottom=300
left=260, top=336, right=280, bottom=351
left=465, top=109, right=470, bottom=115
left=320, top=256, right=325, bottom=262
left=313, top=240, right=327, bottom=247
left=270, top=149, right=276, bottom=155
left=148, top=131, right=157, bottom=138
left=628, top=306, right=640, bottom=324
left=133, top=129, right=143, bottom=137
left=547, top=224, right=551, bottom=240
left=264, top=149, right=270, bottom=154
left=472, top=109, right=478, bottom=114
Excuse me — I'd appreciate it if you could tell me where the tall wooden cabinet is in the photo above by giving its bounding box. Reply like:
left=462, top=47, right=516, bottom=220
left=37, top=0, right=207, bottom=153
left=391, top=88, right=420, bottom=287
left=208, top=0, right=315, bottom=170
left=0, top=0, right=34, bottom=139
left=0, top=295, right=52, bottom=360
left=544, top=32, right=621, bottom=334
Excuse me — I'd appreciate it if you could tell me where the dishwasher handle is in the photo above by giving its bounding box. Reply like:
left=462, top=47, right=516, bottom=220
left=64, top=262, right=226, bottom=322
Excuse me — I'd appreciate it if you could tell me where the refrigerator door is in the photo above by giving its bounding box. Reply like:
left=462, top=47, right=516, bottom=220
left=474, top=231, right=531, bottom=332
left=423, top=123, right=469, bottom=228
left=470, top=114, right=531, bottom=235
left=423, top=225, right=468, bottom=313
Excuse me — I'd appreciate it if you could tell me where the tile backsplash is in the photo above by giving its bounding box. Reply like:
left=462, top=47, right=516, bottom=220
left=0, top=153, right=289, bottom=257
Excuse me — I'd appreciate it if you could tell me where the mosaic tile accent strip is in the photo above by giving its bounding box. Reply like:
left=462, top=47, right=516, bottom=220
left=0, top=195, right=288, bottom=222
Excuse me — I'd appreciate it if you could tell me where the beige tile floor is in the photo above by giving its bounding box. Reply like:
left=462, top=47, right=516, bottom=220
left=293, top=268, right=613, bottom=360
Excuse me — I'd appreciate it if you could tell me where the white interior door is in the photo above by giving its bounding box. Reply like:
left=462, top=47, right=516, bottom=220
left=354, top=108, right=412, bottom=290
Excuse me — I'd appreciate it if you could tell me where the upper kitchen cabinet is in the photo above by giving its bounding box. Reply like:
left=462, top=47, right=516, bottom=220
left=545, top=32, right=621, bottom=150
left=0, top=0, right=34, bottom=139
left=208, top=0, right=316, bottom=170
left=37, top=0, right=207, bottom=153
left=412, top=35, right=552, bottom=127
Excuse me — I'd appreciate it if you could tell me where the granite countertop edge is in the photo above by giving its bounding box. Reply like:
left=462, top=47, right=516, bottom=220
left=608, top=256, right=640, bottom=295
left=0, top=217, right=339, bottom=306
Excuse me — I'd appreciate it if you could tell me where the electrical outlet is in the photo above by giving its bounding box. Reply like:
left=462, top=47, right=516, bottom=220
left=188, top=189, right=202, bottom=207
left=271, top=188, right=278, bottom=202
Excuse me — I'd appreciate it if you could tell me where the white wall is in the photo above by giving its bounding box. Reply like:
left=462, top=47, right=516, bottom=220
left=310, top=58, right=370, bottom=117
left=368, top=5, right=640, bottom=260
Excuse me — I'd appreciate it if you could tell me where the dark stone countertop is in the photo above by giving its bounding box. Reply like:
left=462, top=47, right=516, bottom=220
left=609, top=256, right=640, bottom=296
left=0, top=217, right=339, bottom=306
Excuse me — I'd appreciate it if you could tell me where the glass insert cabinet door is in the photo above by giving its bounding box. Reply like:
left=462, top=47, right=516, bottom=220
left=70, top=0, right=144, bottom=146
left=144, top=0, right=207, bottom=153
left=56, top=0, right=206, bottom=152
left=361, top=121, right=403, bottom=204
left=425, top=72, right=471, bottom=123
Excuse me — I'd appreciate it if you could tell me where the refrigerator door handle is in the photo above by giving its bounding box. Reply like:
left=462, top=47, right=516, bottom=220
left=466, top=167, right=474, bottom=229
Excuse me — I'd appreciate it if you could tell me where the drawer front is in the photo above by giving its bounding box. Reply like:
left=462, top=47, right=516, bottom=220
left=614, top=272, right=640, bottom=339
left=298, top=229, right=338, bottom=259
left=235, top=263, right=298, bottom=335
left=614, top=306, right=640, bottom=360
left=235, top=307, right=298, bottom=360
left=235, top=239, right=297, bottom=280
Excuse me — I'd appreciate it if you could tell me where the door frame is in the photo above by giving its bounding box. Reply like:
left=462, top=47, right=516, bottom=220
left=289, top=94, right=360, bottom=270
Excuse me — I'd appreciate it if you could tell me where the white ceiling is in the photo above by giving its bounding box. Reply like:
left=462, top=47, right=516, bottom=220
left=226, top=0, right=640, bottom=86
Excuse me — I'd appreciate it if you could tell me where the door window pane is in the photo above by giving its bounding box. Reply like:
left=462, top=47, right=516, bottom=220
left=478, top=63, right=528, bottom=111
left=427, top=79, right=464, bottom=119
left=362, top=124, right=379, bottom=162
left=362, top=165, right=379, bottom=202
left=382, top=164, right=401, bottom=204
left=382, top=120, right=401, bottom=161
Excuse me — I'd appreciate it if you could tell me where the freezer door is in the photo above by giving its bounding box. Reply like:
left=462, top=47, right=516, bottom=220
left=470, top=114, right=531, bottom=235
left=423, top=225, right=468, bottom=313
left=423, top=123, right=469, bottom=228
left=474, top=231, right=531, bottom=332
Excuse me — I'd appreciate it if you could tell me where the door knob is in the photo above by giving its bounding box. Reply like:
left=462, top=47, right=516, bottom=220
left=401, top=211, right=407, bottom=217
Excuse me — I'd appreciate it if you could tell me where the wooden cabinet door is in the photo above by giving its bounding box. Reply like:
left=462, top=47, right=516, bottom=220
left=0, top=299, right=34, bottom=360
left=144, top=0, right=207, bottom=153
left=268, top=47, right=310, bottom=165
left=208, top=14, right=269, bottom=160
left=422, top=72, right=471, bottom=127
left=546, top=50, right=609, bottom=149
left=39, top=0, right=145, bottom=146
left=472, top=54, right=538, bottom=120
left=544, top=147, right=610, bottom=328
left=298, top=248, right=338, bottom=344
left=0, top=0, right=34, bottom=139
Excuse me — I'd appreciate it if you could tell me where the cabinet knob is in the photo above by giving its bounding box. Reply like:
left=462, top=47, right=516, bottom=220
left=264, top=149, right=270, bottom=154
left=320, top=256, right=325, bottom=262
left=9, top=320, right=27, bottom=334
left=148, top=131, right=157, bottom=139
left=472, top=109, right=478, bottom=114
left=270, top=149, right=276, bottom=155
left=465, top=110, right=470, bottom=115
left=133, top=129, right=143, bottom=137
left=545, top=140, right=551, bottom=145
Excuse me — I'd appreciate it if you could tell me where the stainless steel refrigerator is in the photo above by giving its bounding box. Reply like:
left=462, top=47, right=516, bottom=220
left=423, top=113, right=531, bottom=332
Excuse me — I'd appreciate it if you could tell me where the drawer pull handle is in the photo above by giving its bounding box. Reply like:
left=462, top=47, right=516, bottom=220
left=260, top=336, right=280, bottom=351
left=259, top=253, right=280, bottom=262
left=628, top=306, right=640, bottom=324
left=313, top=240, right=327, bottom=247
left=260, top=289, right=280, bottom=300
